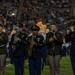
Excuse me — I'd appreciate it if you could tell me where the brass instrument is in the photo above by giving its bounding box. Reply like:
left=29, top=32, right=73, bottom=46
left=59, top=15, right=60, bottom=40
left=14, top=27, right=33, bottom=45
left=28, top=35, right=35, bottom=57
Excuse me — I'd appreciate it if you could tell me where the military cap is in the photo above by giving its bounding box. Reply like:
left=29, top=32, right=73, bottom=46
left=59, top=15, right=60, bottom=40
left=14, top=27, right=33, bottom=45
left=31, top=25, right=40, bottom=31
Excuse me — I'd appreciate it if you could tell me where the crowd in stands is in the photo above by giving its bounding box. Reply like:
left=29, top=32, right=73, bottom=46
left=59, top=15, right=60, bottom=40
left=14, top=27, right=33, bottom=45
left=0, top=0, right=74, bottom=36
left=0, top=0, right=20, bottom=34
left=21, top=0, right=72, bottom=31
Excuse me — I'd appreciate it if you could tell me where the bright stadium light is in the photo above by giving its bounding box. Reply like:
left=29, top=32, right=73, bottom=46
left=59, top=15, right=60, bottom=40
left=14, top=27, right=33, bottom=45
left=11, top=13, right=15, bottom=16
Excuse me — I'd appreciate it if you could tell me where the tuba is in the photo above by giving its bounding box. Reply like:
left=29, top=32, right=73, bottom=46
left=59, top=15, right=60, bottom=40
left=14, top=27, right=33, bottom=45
left=28, top=35, right=35, bottom=57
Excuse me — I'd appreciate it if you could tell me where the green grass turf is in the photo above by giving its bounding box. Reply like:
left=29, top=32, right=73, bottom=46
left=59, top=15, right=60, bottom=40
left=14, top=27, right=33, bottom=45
left=5, top=56, right=73, bottom=75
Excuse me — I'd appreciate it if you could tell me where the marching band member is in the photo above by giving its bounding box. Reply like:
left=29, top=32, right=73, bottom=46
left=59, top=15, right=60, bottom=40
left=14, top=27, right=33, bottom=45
left=65, top=26, right=75, bottom=75
left=10, top=26, right=28, bottom=75
left=0, top=24, right=8, bottom=75
left=28, top=25, right=44, bottom=75
left=46, top=24, right=63, bottom=75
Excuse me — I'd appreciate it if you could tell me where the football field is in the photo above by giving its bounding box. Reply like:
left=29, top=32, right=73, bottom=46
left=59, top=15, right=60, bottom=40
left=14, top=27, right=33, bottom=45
left=5, top=56, right=73, bottom=75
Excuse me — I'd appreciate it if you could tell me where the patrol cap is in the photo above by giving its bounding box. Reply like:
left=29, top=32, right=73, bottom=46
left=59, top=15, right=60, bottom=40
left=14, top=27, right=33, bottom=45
left=31, top=25, right=40, bottom=31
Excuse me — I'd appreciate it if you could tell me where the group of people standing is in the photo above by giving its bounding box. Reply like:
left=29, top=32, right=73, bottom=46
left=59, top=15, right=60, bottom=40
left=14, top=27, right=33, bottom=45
left=0, top=22, right=75, bottom=75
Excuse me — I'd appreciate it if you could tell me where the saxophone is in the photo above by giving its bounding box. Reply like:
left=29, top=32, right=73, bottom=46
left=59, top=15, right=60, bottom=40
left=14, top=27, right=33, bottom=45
left=28, top=35, right=35, bottom=57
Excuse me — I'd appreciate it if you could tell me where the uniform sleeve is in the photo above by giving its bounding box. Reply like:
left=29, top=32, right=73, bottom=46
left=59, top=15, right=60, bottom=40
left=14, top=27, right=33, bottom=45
left=21, top=34, right=28, bottom=46
left=54, top=33, right=63, bottom=55
left=46, top=32, right=53, bottom=45
left=1, top=33, right=8, bottom=44
left=54, top=33, right=63, bottom=45
left=65, top=33, right=71, bottom=43
left=9, top=34, right=15, bottom=45
left=37, top=36, right=44, bottom=47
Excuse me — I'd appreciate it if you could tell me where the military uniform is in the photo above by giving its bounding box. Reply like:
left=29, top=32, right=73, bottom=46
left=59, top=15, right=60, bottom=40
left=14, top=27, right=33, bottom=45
left=0, top=24, right=8, bottom=75
left=28, top=25, right=44, bottom=75
left=10, top=29, right=28, bottom=75
left=65, top=31, right=75, bottom=75
left=46, top=31, right=63, bottom=75
left=46, top=31, right=63, bottom=56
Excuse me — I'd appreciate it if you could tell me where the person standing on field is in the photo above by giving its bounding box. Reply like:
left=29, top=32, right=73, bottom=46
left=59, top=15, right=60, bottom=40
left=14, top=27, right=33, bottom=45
left=0, top=24, right=8, bottom=75
left=46, top=24, right=63, bottom=75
